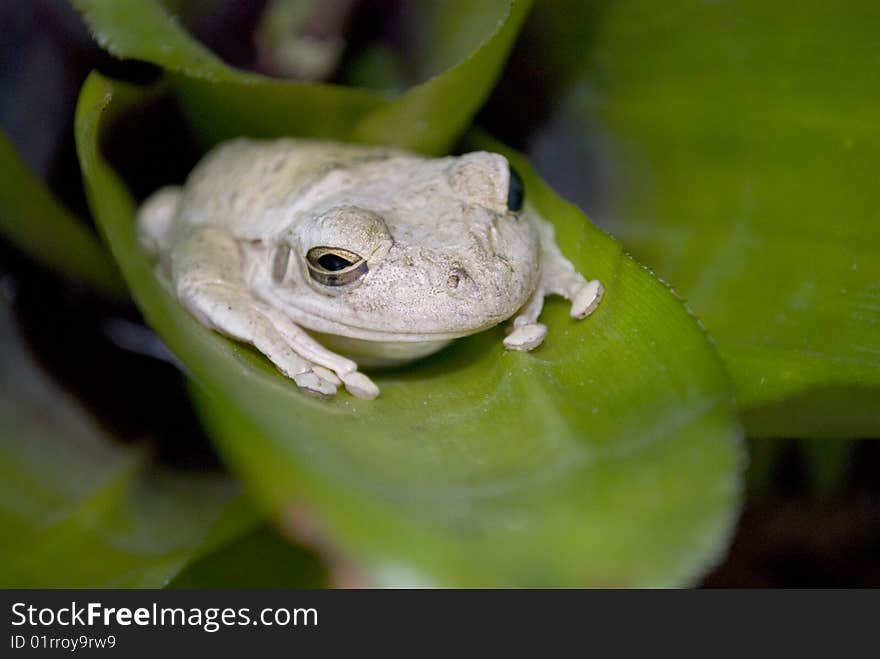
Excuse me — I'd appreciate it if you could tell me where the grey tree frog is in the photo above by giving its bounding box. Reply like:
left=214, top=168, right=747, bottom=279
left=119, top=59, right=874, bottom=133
left=137, top=139, right=603, bottom=400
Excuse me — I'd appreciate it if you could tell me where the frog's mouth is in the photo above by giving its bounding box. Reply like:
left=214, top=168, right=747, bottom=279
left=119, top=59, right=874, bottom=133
left=307, top=331, right=456, bottom=368
left=298, top=312, right=502, bottom=368
left=293, top=310, right=504, bottom=343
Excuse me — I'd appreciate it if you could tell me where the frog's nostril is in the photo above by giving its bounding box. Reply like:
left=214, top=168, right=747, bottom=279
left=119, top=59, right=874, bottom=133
left=447, top=266, right=469, bottom=291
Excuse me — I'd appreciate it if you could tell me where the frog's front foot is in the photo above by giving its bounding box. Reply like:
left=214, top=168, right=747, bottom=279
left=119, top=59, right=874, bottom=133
left=501, top=277, right=604, bottom=353
left=292, top=362, right=379, bottom=400
left=257, top=317, right=380, bottom=400
left=176, top=269, right=380, bottom=400
left=503, top=319, right=548, bottom=351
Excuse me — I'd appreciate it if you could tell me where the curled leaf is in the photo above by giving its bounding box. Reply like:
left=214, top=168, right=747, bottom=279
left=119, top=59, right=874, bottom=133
left=76, top=73, right=743, bottom=587
left=72, top=0, right=530, bottom=154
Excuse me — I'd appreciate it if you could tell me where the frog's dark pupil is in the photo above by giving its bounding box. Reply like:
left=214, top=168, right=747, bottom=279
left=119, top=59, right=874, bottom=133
left=318, top=253, right=353, bottom=271
left=507, top=165, right=525, bottom=212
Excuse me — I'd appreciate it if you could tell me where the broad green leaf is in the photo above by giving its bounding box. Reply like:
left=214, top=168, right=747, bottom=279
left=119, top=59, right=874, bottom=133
left=523, top=0, right=880, bottom=437
left=76, top=72, right=743, bottom=587
left=0, top=297, right=244, bottom=587
left=0, top=132, right=124, bottom=297
left=71, top=0, right=529, bottom=155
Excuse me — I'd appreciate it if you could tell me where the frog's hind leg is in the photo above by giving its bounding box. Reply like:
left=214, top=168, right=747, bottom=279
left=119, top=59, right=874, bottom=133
left=174, top=227, right=378, bottom=399
left=137, top=186, right=182, bottom=258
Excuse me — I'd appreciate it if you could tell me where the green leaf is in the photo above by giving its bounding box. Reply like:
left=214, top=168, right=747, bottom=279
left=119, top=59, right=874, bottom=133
left=76, top=72, right=743, bottom=587
left=350, top=0, right=532, bottom=153
left=0, top=131, right=125, bottom=297
left=69, top=0, right=236, bottom=81
left=71, top=0, right=530, bottom=155
left=0, top=297, right=245, bottom=587
left=410, top=1, right=525, bottom=80
left=524, top=0, right=880, bottom=437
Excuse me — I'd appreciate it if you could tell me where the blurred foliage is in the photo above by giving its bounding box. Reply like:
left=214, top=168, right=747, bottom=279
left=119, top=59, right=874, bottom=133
left=167, top=498, right=327, bottom=588
left=0, top=296, right=250, bottom=587
left=518, top=0, right=880, bottom=438
left=0, top=131, right=124, bottom=297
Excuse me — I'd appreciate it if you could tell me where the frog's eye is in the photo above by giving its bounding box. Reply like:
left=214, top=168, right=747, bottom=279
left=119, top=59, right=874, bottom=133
left=306, top=246, right=368, bottom=286
left=507, top=165, right=525, bottom=212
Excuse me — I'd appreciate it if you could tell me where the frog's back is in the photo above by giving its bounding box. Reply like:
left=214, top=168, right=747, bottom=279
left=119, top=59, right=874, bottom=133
left=175, top=138, right=401, bottom=240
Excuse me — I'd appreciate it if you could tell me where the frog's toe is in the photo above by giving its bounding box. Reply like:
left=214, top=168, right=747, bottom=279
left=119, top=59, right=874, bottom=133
left=340, top=371, right=380, bottom=400
left=294, top=370, right=338, bottom=398
left=571, top=280, right=604, bottom=319
left=503, top=322, right=547, bottom=351
left=312, top=365, right=342, bottom=387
